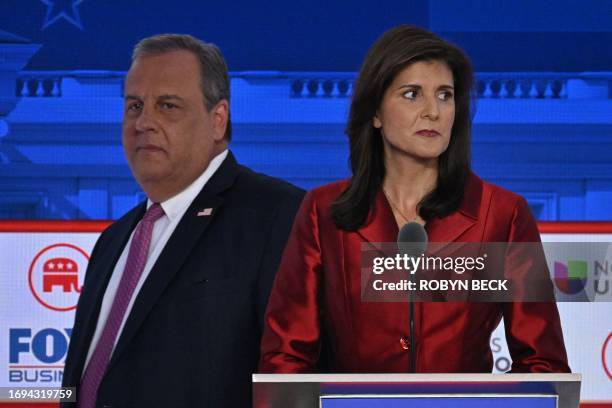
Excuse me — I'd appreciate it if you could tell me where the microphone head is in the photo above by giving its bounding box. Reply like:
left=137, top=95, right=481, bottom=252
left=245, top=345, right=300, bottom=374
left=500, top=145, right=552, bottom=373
left=397, top=222, right=428, bottom=257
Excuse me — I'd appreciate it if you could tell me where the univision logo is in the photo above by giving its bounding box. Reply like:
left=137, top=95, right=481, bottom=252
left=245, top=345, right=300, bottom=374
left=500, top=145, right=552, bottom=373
left=554, top=260, right=588, bottom=294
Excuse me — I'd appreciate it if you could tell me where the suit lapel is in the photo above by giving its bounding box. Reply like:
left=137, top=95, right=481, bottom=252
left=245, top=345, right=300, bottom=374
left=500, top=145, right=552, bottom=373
left=67, top=205, right=143, bottom=383
left=107, top=152, right=240, bottom=370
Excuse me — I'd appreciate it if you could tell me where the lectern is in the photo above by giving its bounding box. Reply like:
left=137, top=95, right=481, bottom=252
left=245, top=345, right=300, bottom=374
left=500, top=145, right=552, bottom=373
left=253, top=373, right=581, bottom=408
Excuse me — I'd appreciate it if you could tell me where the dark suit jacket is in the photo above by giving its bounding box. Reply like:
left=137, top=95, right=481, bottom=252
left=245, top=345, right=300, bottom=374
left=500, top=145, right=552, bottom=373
left=62, top=152, right=304, bottom=408
left=260, top=172, right=570, bottom=373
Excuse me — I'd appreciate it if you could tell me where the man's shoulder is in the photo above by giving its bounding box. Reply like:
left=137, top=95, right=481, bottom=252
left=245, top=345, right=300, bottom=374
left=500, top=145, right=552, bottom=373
left=232, top=164, right=305, bottom=204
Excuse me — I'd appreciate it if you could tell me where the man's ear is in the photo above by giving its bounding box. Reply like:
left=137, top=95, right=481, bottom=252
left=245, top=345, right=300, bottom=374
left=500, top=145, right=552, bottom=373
left=211, top=99, right=229, bottom=141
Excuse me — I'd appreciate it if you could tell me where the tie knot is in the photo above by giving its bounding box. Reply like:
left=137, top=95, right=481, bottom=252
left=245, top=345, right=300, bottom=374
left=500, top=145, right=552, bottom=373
left=142, top=202, right=165, bottom=223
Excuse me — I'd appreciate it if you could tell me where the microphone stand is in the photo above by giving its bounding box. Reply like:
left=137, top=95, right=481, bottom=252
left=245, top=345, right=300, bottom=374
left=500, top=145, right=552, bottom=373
left=397, top=222, right=427, bottom=374
left=409, top=268, right=416, bottom=373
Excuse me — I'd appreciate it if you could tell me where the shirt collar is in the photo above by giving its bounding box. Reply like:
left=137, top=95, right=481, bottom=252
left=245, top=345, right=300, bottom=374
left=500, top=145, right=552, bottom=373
left=147, top=149, right=229, bottom=221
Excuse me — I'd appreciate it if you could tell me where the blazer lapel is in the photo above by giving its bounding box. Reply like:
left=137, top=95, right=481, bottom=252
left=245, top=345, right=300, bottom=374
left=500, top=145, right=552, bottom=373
left=426, top=172, right=482, bottom=244
left=107, top=152, right=240, bottom=370
left=67, top=205, right=143, bottom=383
left=356, top=190, right=399, bottom=245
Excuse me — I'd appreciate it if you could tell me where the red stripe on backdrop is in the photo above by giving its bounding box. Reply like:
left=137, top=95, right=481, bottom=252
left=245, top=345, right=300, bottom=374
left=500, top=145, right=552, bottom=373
left=538, top=222, right=612, bottom=234
left=0, top=220, right=112, bottom=232
left=4, top=221, right=612, bottom=234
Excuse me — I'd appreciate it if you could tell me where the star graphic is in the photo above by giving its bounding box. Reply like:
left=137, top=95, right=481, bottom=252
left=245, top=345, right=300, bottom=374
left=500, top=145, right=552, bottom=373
left=40, top=0, right=85, bottom=30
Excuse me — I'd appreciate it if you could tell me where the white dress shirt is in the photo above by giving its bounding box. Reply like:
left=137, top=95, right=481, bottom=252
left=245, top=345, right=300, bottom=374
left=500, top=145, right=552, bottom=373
left=82, top=150, right=228, bottom=374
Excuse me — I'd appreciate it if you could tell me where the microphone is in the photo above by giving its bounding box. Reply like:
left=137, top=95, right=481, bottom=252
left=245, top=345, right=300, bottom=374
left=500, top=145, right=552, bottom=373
left=397, top=222, right=428, bottom=256
left=397, top=221, right=428, bottom=373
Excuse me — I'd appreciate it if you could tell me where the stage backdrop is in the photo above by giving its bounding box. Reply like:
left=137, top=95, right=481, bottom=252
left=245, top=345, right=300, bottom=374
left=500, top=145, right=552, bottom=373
left=0, top=222, right=610, bottom=405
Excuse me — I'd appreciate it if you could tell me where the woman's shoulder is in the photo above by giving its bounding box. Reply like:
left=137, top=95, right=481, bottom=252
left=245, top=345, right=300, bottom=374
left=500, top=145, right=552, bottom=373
left=294, top=179, right=351, bottom=226
left=467, top=173, right=539, bottom=241
left=480, top=177, right=523, bottom=202
left=307, top=179, right=350, bottom=204
left=465, top=173, right=532, bottom=226
left=465, top=172, right=524, bottom=208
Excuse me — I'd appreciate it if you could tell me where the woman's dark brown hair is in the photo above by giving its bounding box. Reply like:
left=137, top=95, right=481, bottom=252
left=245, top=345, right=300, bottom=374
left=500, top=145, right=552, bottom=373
left=331, top=25, right=475, bottom=231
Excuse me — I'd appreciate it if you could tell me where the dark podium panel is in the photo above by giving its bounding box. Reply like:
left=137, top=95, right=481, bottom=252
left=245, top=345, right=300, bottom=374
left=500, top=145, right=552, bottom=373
left=253, top=373, right=581, bottom=408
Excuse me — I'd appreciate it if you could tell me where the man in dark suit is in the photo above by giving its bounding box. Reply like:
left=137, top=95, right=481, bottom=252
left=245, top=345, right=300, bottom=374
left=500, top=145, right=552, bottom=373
left=61, top=34, right=304, bottom=408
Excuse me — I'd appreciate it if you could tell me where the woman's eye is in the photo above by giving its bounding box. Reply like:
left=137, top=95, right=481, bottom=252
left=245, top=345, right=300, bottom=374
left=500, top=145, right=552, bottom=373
left=438, top=91, right=454, bottom=101
left=402, top=89, right=418, bottom=99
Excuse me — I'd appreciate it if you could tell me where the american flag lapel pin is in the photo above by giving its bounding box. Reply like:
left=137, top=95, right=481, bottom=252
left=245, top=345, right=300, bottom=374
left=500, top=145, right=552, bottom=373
left=197, top=208, right=213, bottom=217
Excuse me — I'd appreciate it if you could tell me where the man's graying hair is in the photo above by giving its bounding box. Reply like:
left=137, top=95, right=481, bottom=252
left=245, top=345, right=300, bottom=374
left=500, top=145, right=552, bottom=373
left=132, top=34, right=232, bottom=141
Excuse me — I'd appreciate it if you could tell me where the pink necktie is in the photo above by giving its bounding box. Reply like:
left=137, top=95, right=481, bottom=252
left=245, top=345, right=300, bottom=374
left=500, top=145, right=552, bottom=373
left=78, top=203, right=165, bottom=408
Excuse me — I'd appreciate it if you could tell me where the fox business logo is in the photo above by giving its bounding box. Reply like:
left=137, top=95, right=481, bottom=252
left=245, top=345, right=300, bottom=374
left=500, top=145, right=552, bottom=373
left=28, top=243, right=89, bottom=311
left=8, top=328, right=71, bottom=383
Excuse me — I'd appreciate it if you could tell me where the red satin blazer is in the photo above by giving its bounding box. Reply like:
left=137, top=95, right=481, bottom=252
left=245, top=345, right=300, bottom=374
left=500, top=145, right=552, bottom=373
left=259, top=173, right=570, bottom=373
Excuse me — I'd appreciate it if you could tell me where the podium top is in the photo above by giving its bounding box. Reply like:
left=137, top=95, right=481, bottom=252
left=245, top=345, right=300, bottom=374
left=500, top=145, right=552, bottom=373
left=253, top=373, right=581, bottom=383
left=253, top=373, right=582, bottom=408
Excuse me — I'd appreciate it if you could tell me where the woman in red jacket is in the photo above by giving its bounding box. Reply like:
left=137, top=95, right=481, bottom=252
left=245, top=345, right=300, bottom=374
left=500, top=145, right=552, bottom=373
left=259, top=25, right=570, bottom=373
